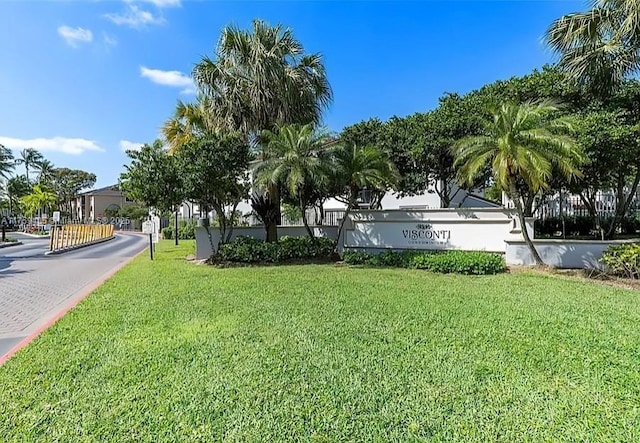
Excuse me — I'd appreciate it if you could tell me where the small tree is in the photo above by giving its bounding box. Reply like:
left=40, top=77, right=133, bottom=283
left=176, top=133, right=250, bottom=250
left=51, top=168, right=97, bottom=216
left=254, top=124, right=330, bottom=240
left=453, top=101, right=584, bottom=266
left=329, top=143, right=399, bottom=246
left=21, top=184, right=57, bottom=219
left=120, top=140, right=184, bottom=242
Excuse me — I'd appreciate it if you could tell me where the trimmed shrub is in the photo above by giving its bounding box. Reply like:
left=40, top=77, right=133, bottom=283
left=217, top=236, right=336, bottom=264
left=161, top=226, right=173, bottom=240
left=342, top=250, right=505, bottom=275
left=179, top=223, right=195, bottom=240
left=600, top=243, right=640, bottom=279
left=418, top=250, right=506, bottom=275
left=162, top=223, right=196, bottom=240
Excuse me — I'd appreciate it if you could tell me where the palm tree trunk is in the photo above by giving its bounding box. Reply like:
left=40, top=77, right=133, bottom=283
left=300, top=196, right=314, bottom=240
left=511, top=187, right=544, bottom=266
left=265, top=183, right=279, bottom=243
left=336, top=190, right=358, bottom=253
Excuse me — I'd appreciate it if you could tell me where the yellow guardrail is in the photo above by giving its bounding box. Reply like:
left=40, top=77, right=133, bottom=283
left=49, top=224, right=115, bottom=252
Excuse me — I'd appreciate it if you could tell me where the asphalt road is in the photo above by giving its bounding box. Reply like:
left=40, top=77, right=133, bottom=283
left=0, top=232, right=148, bottom=357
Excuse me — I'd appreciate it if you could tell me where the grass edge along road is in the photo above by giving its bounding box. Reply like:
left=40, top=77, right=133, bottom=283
left=1, top=240, right=639, bottom=441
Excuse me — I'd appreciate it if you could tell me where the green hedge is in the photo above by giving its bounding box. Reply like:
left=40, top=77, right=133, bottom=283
left=161, top=223, right=196, bottom=240
left=342, top=250, right=506, bottom=275
left=600, top=243, right=640, bottom=279
left=216, top=236, right=336, bottom=263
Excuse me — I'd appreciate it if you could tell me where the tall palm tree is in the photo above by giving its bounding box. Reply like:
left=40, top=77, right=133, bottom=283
left=545, top=0, right=640, bottom=96
left=0, top=144, right=14, bottom=180
left=254, top=124, right=329, bottom=239
left=37, top=159, right=55, bottom=186
left=193, top=19, right=332, bottom=138
left=453, top=101, right=584, bottom=266
left=15, top=148, right=44, bottom=184
left=330, top=143, right=399, bottom=245
left=193, top=20, right=333, bottom=241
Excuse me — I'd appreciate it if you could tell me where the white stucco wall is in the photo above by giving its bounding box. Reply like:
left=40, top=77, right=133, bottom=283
left=340, top=208, right=522, bottom=253
left=505, top=239, right=639, bottom=269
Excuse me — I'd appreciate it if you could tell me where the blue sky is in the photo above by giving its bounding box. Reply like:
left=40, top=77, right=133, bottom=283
left=0, top=0, right=584, bottom=188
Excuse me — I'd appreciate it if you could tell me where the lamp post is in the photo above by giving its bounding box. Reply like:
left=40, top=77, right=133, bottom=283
left=175, top=207, right=179, bottom=246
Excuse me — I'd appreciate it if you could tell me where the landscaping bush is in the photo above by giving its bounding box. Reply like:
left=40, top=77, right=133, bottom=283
left=216, top=236, right=335, bottom=264
left=600, top=243, right=640, bottom=279
left=419, top=250, right=506, bottom=275
left=161, top=223, right=196, bottom=240
left=342, top=250, right=506, bottom=275
left=178, top=223, right=195, bottom=240
left=535, top=216, right=595, bottom=237
left=620, top=217, right=640, bottom=235
left=161, top=226, right=173, bottom=240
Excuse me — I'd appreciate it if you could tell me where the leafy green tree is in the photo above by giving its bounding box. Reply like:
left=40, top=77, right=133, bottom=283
left=50, top=168, right=97, bottom=215
left=572, top=109, right=640, bottom=238
left=120, top=141, right=184, bottom=236
left=6, top=175, right=30, bottom=216
left=176, top=133, right=250, bottom=248
left=453, top=101, right=584, bottom=266
left=255, top=124, right=330, bottom=239
left=193, top=20, right=333, bottom=242
left=329, top=143, right=399, bottom=245
left=15, top=148, right=43, bottom=184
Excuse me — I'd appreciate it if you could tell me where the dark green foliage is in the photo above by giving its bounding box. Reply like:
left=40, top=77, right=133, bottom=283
left=161, top=226, right=173, bottom=240
left=217, top=236, right=336, bottom=263
left=535, top=216, right=640, bottom=238
left=421, top=250, right=506, bottom=275
left=601, top=243, right=640, bottom=279
left=162, top=221, right=196, bottom=240
left=119, top=140, right=184, bottom=213
left=342, top=250, right=506, bottom=275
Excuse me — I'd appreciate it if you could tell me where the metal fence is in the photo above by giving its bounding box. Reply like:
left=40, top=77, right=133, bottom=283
left=504, top=189, right=640, bottom=219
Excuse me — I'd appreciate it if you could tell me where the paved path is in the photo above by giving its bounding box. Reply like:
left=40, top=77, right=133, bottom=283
left=0, top=232, right=148, bottom=356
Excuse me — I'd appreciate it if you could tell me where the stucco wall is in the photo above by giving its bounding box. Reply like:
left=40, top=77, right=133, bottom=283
left=505, top=239, right=639, bottom=269
left=340, top=209, right=524, bottom=253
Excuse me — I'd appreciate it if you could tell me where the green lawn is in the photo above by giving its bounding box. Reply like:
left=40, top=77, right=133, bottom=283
left=1, top=241, right=640, bottom=441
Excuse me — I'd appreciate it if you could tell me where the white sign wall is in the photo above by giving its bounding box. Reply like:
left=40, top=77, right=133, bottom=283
left=343, top=209, right=521, bottom=253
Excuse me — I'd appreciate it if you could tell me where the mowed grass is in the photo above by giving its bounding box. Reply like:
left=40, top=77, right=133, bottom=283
left=1, top=241, right=640, bottom=441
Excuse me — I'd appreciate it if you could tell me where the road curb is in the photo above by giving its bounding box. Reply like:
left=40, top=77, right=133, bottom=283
left=18, top=233, right=50, bottom=238
left=0, top=238, right=148, bottom=367
left=0, top=241, right=23, bottom=249
left=44, top=236, right=115, bottom=256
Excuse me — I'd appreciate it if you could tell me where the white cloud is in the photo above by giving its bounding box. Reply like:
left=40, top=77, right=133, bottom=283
left=105, top=5, right=164, bottom=28
left=103, top=33, right=118, bottom=47
left=140, top=66, right=195, bottom=94
left=125, top=0, right=181, bottom=7
left=57, top=26, right=93, bottom=47
left=119, top=140, right=144, bottom=152
left=0, top=136, right=105, bottom=155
